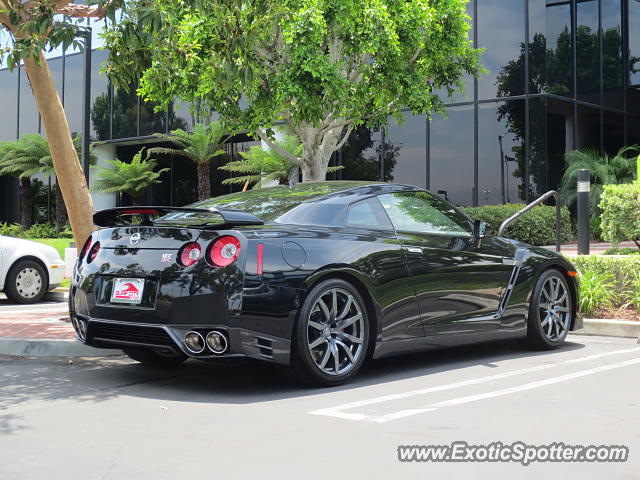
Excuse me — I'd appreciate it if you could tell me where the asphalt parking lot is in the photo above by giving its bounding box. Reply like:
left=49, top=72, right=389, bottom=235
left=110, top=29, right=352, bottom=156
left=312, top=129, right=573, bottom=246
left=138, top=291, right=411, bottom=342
left=1, top=334, right=638, bottom=479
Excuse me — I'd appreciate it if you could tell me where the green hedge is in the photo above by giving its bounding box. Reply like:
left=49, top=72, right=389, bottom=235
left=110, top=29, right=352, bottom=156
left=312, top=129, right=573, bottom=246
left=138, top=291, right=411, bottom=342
left=570, top=255, right=640, bottom=315
left=599, top=183, right=640, bottom=246
left=460, top=204, right=573, bottom=246
left=0, top=222, right=73, bottom=239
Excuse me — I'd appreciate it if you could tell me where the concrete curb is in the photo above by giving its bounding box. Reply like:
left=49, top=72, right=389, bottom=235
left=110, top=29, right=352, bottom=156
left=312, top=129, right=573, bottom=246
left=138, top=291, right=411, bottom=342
left=0, top=337, right=121, bottom=357
left=572, top=319, right=640, bottom=339
left=44, top=291, right=68, bottom=302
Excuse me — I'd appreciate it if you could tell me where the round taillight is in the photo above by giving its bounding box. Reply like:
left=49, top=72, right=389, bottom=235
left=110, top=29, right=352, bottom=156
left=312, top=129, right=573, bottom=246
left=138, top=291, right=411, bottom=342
left=80, top=236, right=93, bottom=261
left=179, top=242, right=202, bottom=267
left=209, top=236, right=241, bottom=267
left=87, top=241, right=100, bottom=263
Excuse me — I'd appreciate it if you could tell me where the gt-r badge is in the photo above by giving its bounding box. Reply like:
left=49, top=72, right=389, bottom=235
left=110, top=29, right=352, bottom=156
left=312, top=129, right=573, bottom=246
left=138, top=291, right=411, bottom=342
left=161, top=253, right=172, bottom=263
left=130, top=232, right=141, bottom=246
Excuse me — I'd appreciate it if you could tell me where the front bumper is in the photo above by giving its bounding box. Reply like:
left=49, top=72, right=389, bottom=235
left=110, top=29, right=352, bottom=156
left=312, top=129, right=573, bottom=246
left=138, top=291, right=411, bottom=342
left=48, top=263, right=65, bottom=289
left=70, top=314, right=291, bottom=365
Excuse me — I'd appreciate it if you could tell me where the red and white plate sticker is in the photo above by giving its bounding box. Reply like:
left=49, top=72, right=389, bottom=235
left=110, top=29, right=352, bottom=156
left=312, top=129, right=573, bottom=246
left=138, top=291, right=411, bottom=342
left=111, top=278, right=145, bottom=304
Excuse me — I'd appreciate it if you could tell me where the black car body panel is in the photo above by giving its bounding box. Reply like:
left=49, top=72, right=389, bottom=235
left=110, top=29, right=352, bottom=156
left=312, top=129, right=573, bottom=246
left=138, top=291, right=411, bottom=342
left=70, top=182, right=580, bottom=367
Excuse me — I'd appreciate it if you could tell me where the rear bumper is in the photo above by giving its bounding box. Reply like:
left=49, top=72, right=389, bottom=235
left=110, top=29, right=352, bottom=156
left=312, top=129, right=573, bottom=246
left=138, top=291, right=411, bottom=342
left=71, top=314, right=291, bottom=365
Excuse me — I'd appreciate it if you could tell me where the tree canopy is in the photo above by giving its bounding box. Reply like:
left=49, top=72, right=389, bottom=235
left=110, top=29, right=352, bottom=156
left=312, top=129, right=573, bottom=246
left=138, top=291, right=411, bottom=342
left=104, top=0, right=481, bottom=181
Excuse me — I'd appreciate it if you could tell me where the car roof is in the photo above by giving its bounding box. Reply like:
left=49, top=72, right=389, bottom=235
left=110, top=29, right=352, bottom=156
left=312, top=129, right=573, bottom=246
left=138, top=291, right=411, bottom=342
left=192, top=181, right=427, bottom=224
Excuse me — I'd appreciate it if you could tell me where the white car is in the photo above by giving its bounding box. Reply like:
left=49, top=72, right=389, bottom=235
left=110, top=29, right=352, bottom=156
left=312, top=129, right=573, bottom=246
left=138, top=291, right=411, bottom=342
left=0, top=235, right=66, bottom=303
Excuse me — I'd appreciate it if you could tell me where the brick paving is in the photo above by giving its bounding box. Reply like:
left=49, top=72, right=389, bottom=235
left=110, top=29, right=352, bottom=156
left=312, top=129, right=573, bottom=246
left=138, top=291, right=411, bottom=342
left=0, top=306, right=75, bottom=340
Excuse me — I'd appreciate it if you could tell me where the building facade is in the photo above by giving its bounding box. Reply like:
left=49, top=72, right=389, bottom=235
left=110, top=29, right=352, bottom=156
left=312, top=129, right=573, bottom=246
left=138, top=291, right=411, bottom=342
left=1, top=0, right=639, bottom=221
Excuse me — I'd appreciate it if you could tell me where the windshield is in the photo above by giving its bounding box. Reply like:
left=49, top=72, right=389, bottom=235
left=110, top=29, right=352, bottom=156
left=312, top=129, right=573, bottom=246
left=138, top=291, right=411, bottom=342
left=191, top=182, right=371, bottom=222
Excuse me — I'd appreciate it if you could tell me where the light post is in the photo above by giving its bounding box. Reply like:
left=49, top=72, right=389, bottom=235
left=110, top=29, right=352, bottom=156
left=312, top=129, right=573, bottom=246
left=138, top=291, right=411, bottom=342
left=577, top=169, right=590, bottom=255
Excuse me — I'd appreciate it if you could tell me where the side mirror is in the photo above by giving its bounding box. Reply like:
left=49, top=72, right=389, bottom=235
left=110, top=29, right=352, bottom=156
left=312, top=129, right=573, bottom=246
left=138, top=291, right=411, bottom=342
left=473, top=220, right=487, bottom=238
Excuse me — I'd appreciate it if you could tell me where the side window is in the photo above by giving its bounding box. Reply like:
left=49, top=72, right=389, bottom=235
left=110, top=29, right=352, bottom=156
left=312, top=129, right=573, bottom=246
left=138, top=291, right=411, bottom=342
left=378, top=192, right=472, bottom=235
left=345, top=199, right=390, bottom=229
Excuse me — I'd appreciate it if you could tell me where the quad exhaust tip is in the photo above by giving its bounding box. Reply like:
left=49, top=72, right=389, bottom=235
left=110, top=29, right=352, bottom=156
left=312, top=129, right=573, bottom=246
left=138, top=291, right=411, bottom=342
left=206, top=330, right=228, bottom=354
left=184, top=330, right=228, bottom=355
left=184, top=331, right=206, bottom=354
left=72, top=316, right=87, bottom=341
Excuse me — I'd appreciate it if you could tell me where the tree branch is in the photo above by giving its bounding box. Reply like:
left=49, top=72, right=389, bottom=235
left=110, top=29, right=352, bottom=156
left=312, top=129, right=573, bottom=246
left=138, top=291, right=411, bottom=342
left=255, top=128, right=302, bottom=166
left=55, top=3, right=110, bottom=18
left=334, top=124, right=354, bottom=152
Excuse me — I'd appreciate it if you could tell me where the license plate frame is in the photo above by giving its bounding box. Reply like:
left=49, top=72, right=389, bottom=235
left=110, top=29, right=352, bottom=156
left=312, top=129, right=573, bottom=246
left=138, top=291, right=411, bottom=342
left=110, top=277, right=145, bottom=305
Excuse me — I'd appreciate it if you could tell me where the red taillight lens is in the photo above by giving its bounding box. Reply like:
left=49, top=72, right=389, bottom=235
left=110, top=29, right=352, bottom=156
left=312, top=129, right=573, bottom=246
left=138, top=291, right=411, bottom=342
left=179, top=242, right=202, bottom=267
left=257, top=243, right=264, bottom=275
left=209, top=236, right=241, bottom=267
left=80, top=236, right=93, bottom=261
left=87, top=241, right=100, bottom=263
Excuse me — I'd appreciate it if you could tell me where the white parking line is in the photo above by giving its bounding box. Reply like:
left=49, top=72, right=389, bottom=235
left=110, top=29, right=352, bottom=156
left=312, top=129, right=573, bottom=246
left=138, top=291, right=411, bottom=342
left=310, top=347, right=640, bottom=422
left=374, top=356, right=640, bottom=422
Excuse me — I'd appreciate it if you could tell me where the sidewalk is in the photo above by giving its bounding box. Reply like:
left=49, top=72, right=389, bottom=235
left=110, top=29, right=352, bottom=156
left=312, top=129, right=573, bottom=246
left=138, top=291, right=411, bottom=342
left=545, top=241, right=638, bottom=256
left=0, top=300, right=119, bottom=357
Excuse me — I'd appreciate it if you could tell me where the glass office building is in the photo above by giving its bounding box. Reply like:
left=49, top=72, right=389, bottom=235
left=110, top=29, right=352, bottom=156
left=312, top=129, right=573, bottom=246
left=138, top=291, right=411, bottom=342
left=1, top=0, right=639, bottom=221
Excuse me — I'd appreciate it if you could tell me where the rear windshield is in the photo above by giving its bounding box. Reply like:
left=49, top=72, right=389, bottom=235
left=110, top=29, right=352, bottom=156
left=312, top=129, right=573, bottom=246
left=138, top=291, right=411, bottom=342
left=191, top=181, right=370, bottom=223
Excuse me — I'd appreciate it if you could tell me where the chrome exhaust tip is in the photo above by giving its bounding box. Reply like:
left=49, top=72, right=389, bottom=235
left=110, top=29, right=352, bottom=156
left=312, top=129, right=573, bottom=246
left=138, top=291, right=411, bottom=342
left=184, top=331, right=206, bottom=354
left=72, top=316, right=87, bottom=341
left=206, top=330, right=228, bottom=354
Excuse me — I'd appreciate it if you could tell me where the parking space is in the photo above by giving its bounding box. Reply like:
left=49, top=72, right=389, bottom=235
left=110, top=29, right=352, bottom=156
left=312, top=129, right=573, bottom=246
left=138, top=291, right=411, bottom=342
left=0, top=335, right=638, bottom=479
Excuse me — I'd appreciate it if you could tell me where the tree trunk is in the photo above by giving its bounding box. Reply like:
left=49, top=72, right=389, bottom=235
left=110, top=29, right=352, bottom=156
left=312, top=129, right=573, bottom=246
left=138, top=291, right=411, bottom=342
left=197, top=162, right=211, bottom=200
left=301, top=158, right=326, bottom=182
left=19, top=177, right=33, bottom=230
left=23, top=53, right=94, bottom=250
left=54, top=182, right=67, bottom=233
left=131, top=195, right=142, bottom=206
left=296, top=122, right=345, bottom=183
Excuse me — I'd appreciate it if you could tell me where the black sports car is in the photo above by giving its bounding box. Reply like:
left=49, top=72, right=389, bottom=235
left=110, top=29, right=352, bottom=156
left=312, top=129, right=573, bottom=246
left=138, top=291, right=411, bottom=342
left=70, top=181, right=581, bottom=386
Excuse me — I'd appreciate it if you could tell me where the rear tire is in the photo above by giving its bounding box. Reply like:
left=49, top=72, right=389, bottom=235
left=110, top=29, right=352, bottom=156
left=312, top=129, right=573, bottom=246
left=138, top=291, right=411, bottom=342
left=522, top=269, right=573, bottom=349
left=281, top=278, right=371, bottom=387
left=4, top=259, right=47, bottom=304
left=122, top=346, right=187, bottom=367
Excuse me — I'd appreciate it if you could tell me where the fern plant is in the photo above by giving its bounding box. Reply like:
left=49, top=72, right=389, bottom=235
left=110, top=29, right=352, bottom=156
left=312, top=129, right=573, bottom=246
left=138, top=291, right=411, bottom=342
left=149, top=122, right=228, bottom=200
left=93, top=149, right=168, bottom=205
left=219, top=134, right=342, bottom=189
left=0, top=134, right=93, bottom=231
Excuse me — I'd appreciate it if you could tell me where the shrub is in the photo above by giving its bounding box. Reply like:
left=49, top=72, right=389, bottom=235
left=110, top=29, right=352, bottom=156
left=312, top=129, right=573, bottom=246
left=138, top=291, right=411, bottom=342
left=599, top=183, right=640, bottom=248
left=570, top=255, right=640, bottom=314
left=602, top=247, right=640, bottom=255
left=0, top=222, right=23, bottom=237
left=0, top=222, right=70, bottom=239
left=460, top=204, right=573, bottom=246
left=23, top=223, right=57, bottom=239
left=577, top=270, right=617, bottom=316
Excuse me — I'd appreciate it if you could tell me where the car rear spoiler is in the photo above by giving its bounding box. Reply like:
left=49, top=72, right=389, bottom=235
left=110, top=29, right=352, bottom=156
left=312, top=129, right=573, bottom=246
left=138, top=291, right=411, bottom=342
left=93, top=206, right=264, bottom=229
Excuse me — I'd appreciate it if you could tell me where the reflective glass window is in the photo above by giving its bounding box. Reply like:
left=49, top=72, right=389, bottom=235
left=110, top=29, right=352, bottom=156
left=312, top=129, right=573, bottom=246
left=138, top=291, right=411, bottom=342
left=90, top=49, right=110, bottom=141
left=339, top=127, right=382, bottom=182
left=477, top=0, right=525, bottom=100
left=429, top=105, right=475, bottom=206
left=576, top=0, right=600, bottom=104
left=601, top=0, right=623, bottom=109
left=546, top=2, right=573, bottom=97
left=631, top=0, right=640, bottom=86
left=63, top=53, right=84, bottom=135
left=385, top=112, right=427, bottom=188
left=0, top=69, right=18, bottom=141
left=19, top=67, right=40, bottom=135
left=477, top=100, right=525, bottom=205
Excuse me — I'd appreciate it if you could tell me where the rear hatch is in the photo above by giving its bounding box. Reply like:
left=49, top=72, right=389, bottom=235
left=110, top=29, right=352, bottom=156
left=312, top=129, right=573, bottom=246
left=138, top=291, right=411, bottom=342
left=80, top=207, right=263, bottom=324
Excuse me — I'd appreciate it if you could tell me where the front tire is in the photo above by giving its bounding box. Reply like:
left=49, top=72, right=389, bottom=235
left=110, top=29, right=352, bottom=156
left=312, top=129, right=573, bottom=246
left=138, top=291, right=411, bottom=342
left=4, top=259, right=47, bottom=304
left=122, top=346, right=187, bottom=367
left=282, top=278, right=371, bottom=387
left=523, top=269, right=573, bottom=349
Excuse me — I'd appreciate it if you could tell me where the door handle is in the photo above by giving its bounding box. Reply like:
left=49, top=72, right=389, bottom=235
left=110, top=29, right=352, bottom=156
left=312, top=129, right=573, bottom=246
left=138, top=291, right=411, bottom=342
left=405, top=246, right=423, bottom=254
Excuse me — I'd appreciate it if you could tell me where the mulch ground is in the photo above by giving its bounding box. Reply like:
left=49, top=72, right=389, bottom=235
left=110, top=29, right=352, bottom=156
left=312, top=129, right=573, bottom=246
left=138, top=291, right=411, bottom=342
left=591, top=307, right=640, bottom=322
